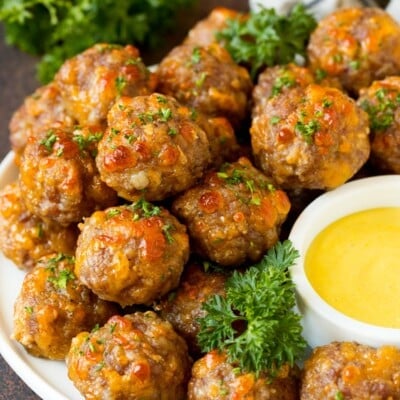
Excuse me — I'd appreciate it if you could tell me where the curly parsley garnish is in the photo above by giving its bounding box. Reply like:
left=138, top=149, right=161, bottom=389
left=217, top=4, right=316, bottom=78
left=197, top=240, right=307, bottom=376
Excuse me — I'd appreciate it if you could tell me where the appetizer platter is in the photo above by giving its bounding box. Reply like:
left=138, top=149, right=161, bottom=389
left=1, top=2, right=400, bottom=399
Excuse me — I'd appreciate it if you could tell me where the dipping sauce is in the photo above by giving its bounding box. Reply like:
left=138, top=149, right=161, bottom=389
left=305, top=207, right=400, bottom=328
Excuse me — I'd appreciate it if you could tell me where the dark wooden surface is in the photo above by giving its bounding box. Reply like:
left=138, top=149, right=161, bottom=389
left=0, top=2, right=249, bottom=398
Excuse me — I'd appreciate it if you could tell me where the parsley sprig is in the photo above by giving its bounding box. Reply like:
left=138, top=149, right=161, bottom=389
left=0, top=0, right=196, bottom=83
left=217, top=4, right=317, bottom=78
left=197, top=240, right=307, bottom=376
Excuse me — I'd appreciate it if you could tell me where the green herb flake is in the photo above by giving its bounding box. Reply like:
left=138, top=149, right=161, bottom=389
left=156, top=95, right=167, bottom=104
left=109, top=323, right=117, bottom=334
left=314, top=68, right=327, bottom=82
left=195, top=72, right=208, bottom=88
left=130, top=198, right=161, bottom=218
left=162, top=223, right=175, bottom=244
left=159, top=108, right=172, bottom=122
left=48, top=269, right=75, bottom=289
left=168, top=127, right=178, bottom=136
left=335, top=391, right=345, bottom=400
left=270, top=116, right=281, bottom=125
left=25, top=306, right=34, bottom=314
left=295, top=119, right=320, bottom=144
left=106, top=208, right=121, bottom=219
left=36, top=223, right=44, bottom=238
left=322, top=98, right=333, bottom=108
left=360, top=87, right=400, bottom=131
left=40, top=130, right=58, bottom=152
left=115, top=76, right=127, bottom=96
left=191, top=47, right=201, bottom=65
left=271, top=73, right=296, bottom=97
left=73, top=132, right=103, bottom=152
left=349, top=59, right=360, bottom=70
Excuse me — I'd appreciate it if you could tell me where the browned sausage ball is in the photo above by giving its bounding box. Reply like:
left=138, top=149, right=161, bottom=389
left=172, top=157, right=290, bottom=267
left=75, top=200, right=189, bottom=306
left=250, top=84, right=370, bottom=190
left=188, top=350, right=299, bottom=400
left=157, top=43, right=252, bottom=128
left=13, top=253, right=119, bottom=360
left=9, top=82, right=75, bottom=165
left=66, top=311, right=192, bottom=400
left=0, top=182, right=78, bottom=270
left=301, top=341, right=400, bottom=399
left=96, top=94, right=211, bottom=201
left=252, top=63, right=342, bottom=118
left=307, top=7, right=400, bottom=94
left=357, top=76, right=400, bottom=173
left=184, top=7, right=244, bottom=47
left=55, top=43, right=157, bottom=126
left=155, top=260, right=227, bottom=354
left=19, top=126, right=118, bottom=226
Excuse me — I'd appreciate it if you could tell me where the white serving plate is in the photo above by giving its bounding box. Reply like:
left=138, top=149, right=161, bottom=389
left=0, top=152, right=82, bottom=400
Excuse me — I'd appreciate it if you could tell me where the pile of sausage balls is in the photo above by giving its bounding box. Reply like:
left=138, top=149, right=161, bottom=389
left=2, top=5, right=400, bottom=399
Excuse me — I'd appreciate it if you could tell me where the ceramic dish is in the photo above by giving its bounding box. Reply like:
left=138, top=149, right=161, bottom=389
left=0, top=152, right=82, bottom=400
left=289, top=175, right=400, bottom=349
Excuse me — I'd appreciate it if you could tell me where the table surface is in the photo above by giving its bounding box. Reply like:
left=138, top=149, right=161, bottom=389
left=0, top=1, right=248, bottom=399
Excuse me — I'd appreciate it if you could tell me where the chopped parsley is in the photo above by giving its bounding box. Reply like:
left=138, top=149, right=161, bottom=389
left=195, top=72, right=208, bottom=88
left=115, top=76, right=127, bottom=96
left=295, top=119, right=320, bottom=144
left=40, top=130, right=58, bottom=152
left=191, top=46, right=201, bottom=65
left=159, top=108, right=172, bottom=122
left=360, top=87, right=400, bottom=131
left=271, top=73, right=296, bottom=97
left=73, top=132, right=103, bottom=152
left=106, top=208, right=122, bottom=219
left=129, top=198, right=161, bottom=218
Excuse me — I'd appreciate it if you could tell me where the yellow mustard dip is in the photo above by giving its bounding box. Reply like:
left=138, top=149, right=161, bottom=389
left=305, top=207, right=400, bottom=328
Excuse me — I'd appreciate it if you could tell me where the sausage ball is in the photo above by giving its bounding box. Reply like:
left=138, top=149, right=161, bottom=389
left=19, top=126, right=118, bottom=226
left=96, top=94, right=211, bottom=201
left=301, top=341, right=400, bottom=399
left=9, top=82, right=75, bottom=165
left=307, top=7, right=400, bottom=94
left=188, top=350, right=299, bottom=400
left=357, top=76, right=400, bottom=173
left=157, top=43, right=252, bottom=128
left=172, top=157, right=290, bottom=267
left=55, top=43, right=157, bottom=126
left=0, top=182, right=78, bottom=270
left=184, top=7, right=244, bottom=47
left=66, top=311, right=192, bottom=400
left=252, top=63, right=342, bottom=117
left=13, top=253, right=119, bottom=360
left=250, top=84, right=370, bottom=190
left=155, top=261, right=227, bottom=354
left=75, top=200, right=189, bottom=306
